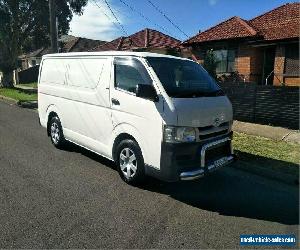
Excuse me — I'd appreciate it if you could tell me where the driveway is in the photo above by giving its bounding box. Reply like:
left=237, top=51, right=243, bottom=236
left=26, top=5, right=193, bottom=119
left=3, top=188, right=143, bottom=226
left=0, top=101, right=298, bottom=248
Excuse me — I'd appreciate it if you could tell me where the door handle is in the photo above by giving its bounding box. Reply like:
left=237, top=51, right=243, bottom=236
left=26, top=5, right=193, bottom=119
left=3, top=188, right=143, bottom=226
left=111, top=98, right=120, bottom=105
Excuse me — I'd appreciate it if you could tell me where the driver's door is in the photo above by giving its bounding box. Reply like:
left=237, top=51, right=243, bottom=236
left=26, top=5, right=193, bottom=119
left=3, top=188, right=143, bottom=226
left=110, top=56, right=164, bottom=169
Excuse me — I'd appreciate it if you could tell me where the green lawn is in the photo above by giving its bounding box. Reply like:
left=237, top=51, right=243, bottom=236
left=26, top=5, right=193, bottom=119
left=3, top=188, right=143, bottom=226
left=18, top=82, right=38, bottom=89
left=0, top=87, right=37, bottom=102
left=233, top=132, right=300, bottom=164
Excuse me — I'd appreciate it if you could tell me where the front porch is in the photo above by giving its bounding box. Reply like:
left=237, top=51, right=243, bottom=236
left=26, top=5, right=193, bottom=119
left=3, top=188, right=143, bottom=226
left=182, top=39, right=299, bottom=86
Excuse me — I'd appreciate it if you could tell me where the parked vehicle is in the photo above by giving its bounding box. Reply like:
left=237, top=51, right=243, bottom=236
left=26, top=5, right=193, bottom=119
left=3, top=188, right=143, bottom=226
left=38, top=52, right=234, bottom=184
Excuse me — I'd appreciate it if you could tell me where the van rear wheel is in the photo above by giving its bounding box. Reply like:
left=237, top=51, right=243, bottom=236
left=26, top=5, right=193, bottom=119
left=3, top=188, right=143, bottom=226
left=116, top=139, right=145, bottom=184
left=49, top=116, right=66, bottom=149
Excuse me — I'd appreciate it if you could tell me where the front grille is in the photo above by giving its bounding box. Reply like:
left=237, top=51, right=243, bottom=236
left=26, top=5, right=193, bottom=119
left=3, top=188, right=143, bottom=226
left=199, top=129, right=228, bottom=140
left=198, top=121, right=229, bottom=141
left=205, top=142, right=231, bottom=166
left=198, top=122, right=228, bottom=132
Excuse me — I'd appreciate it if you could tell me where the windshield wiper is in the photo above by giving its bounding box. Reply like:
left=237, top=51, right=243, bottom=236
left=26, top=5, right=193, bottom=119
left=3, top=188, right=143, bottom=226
left=171, top=89, right=224, bottom=98
left=202, top=89, right=224, bottom=97
left=171, top=92, right=202, bottom=98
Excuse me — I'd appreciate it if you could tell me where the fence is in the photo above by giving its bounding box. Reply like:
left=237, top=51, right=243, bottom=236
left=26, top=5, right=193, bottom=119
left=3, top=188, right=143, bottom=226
left=18, top=65, right=39, bottom=84
left=220, top=83, right=299, bottom=130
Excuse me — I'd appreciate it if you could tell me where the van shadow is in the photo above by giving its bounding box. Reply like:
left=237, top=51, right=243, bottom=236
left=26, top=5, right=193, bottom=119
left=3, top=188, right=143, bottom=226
left=65, top=143, right=299, bottom=225
left=64, top=142, right=116, bottom=169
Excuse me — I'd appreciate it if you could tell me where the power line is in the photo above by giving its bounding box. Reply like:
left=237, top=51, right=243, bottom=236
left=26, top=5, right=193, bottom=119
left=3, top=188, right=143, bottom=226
left=101, top=0, right=129, bottom=37
left=118, top=0, right=180, bottom=40
left=146, top=0, right=189, bottom=38
left=110, top=4, right=134, bottom=21
left=91, top=0, right=123, bottom=36
left=92, top=0, right=137, bottom=48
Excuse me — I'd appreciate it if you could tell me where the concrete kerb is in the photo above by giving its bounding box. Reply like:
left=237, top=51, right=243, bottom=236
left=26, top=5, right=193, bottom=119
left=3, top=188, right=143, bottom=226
left=233, top=120, right=300, bottom=144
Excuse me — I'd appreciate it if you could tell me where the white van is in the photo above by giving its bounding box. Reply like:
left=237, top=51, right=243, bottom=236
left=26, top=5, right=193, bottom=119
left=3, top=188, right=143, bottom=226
left=38, top=51, right=234, bottom=184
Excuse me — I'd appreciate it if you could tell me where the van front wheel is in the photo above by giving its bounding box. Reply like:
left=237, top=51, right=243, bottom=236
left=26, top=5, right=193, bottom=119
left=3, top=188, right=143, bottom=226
left=116, top=139, right=145, bottom=184
left=49, top=116, right=66, bottom=149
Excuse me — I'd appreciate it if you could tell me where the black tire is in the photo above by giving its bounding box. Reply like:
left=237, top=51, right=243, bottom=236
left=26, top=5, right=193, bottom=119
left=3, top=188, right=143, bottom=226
left=115, top=139, right=145, bottom=184
left=49, top=116, right=66, bottom=149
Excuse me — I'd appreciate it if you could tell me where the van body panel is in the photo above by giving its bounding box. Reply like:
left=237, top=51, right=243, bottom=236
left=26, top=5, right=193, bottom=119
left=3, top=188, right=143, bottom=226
left=39, top=56, right=114, bottom=158
left=109, top=122, right=147, bottom=164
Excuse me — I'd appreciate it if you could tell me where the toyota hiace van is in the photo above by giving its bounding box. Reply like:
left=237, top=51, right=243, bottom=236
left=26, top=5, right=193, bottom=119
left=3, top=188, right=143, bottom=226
left=38, top=52, right=234, bottom=184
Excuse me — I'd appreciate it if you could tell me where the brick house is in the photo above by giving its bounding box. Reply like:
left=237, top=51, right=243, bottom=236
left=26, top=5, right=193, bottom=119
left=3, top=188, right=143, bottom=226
left=182, top=3, right=300, bottom=86
left=19, top=48, right=50, bottom=69
left=19, top=37, right=106, bottom=70
left=90, top=28, right=181, bottom=55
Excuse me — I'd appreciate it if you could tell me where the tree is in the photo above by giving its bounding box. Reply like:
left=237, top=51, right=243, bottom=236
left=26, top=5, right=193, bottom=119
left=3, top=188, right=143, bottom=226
left=203, top=49, right=218, bottom=80
left=0, top=0, right=88, bottom=87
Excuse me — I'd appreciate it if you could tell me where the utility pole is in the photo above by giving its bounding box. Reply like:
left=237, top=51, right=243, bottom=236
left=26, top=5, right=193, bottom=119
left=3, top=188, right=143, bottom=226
left=49, top=0, right=58, bottom=53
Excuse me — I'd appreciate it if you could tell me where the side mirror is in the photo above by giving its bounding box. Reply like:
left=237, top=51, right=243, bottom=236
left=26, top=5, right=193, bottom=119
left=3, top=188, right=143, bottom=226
left=136, top=84, right=159, bottom=102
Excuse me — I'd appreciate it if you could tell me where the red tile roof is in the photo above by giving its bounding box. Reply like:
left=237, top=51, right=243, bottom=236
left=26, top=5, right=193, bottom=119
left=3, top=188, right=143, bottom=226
left=91, top=28, right=181, bottom=51
left=249, top=2, right=300, bottom=41
left=19, top=37, right=106, bottom=59
left=184, top=2, right=300, bottom=44
left=89, top=37, right=124, bottom=51
left=185, top=16, right=257, bottom=44
left=63, top=37, right=80, bottom=52
left=63, top=37, right=106, bottom=52
left=19, top=47, right=52, bottom=59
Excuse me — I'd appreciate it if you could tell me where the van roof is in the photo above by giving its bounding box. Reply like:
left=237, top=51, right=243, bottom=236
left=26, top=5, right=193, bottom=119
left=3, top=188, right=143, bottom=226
left=42, top=51, right=191, bottom=61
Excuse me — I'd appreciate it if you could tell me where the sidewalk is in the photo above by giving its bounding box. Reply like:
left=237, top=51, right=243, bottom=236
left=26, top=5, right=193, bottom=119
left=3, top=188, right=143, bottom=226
left=15, top=85, right=36, bottom=90
left=15, top=84, right=37, bottom=94
left=233, top=120, right=300, bottom=144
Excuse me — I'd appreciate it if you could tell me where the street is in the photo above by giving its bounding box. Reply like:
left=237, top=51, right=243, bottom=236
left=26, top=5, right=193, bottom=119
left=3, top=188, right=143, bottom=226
left=0, top=101, right=298, bottom=248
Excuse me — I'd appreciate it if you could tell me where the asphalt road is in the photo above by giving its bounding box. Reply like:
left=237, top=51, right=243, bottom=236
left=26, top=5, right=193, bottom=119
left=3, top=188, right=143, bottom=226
left=0, top=101, right=298, bottom=249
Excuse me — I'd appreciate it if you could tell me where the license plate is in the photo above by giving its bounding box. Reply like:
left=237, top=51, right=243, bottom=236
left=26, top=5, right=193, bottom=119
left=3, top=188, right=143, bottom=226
left=214, top=157, right=228, bottom=168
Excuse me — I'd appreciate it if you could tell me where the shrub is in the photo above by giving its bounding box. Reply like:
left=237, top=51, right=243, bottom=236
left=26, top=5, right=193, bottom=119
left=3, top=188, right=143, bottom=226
left=203, top=49, right=218, bottom=80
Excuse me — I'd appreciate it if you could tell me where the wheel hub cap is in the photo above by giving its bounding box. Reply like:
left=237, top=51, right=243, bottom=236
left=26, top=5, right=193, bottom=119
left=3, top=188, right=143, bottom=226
left=119, top=148, right=137, bottom=179
left=51, top=122, right=60, bottom=144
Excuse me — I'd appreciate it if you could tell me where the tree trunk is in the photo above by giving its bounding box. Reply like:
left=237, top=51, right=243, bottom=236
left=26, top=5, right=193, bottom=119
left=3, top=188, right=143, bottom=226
left=1, top=71, right=14, bottom=88
left=0, top=1, right=20, bottom=89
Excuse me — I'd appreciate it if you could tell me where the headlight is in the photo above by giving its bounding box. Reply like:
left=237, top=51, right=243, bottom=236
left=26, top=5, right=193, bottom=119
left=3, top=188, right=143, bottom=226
left=164, top=126, right=197, bottom=143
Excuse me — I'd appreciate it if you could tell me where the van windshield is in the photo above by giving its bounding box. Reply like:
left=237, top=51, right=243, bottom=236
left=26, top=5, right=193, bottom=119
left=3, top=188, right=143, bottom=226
left=146, top=57, right=223, bottom=98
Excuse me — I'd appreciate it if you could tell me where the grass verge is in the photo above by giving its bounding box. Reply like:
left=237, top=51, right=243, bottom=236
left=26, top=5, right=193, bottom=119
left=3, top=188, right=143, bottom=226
left=0, top=87, right=37, bottom=102
left=233, top=132, right=299, bottom=164
left=233, top=132, right=299, bottom=182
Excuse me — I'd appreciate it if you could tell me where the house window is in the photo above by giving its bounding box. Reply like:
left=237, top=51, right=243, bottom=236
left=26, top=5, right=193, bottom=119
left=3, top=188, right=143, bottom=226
left=31, top=60, right=36, bottom=66
left=213, top=49, right=235, bottom=73
left=285, top=44, right=299, bottom=76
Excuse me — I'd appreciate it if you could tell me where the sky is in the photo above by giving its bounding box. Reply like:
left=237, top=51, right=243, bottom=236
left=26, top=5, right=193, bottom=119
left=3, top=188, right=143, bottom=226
left=69, top=0, right=296, bottom=42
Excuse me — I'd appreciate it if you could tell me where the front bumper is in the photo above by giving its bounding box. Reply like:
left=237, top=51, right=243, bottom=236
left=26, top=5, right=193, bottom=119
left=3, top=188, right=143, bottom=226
left=146, top=133, right=235, bottom=182
left=180, top=155, right=235, bottom=180
left=180, top=137, right=234, bottom=180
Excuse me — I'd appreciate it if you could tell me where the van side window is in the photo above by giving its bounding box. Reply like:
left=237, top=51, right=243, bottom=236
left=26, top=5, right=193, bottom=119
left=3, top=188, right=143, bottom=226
left=114, top=57, right=152, bottom=93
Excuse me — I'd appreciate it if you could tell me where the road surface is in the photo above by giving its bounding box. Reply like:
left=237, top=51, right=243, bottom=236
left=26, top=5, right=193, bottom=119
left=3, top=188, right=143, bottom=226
left=0, top=101, right=298, bottom=248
